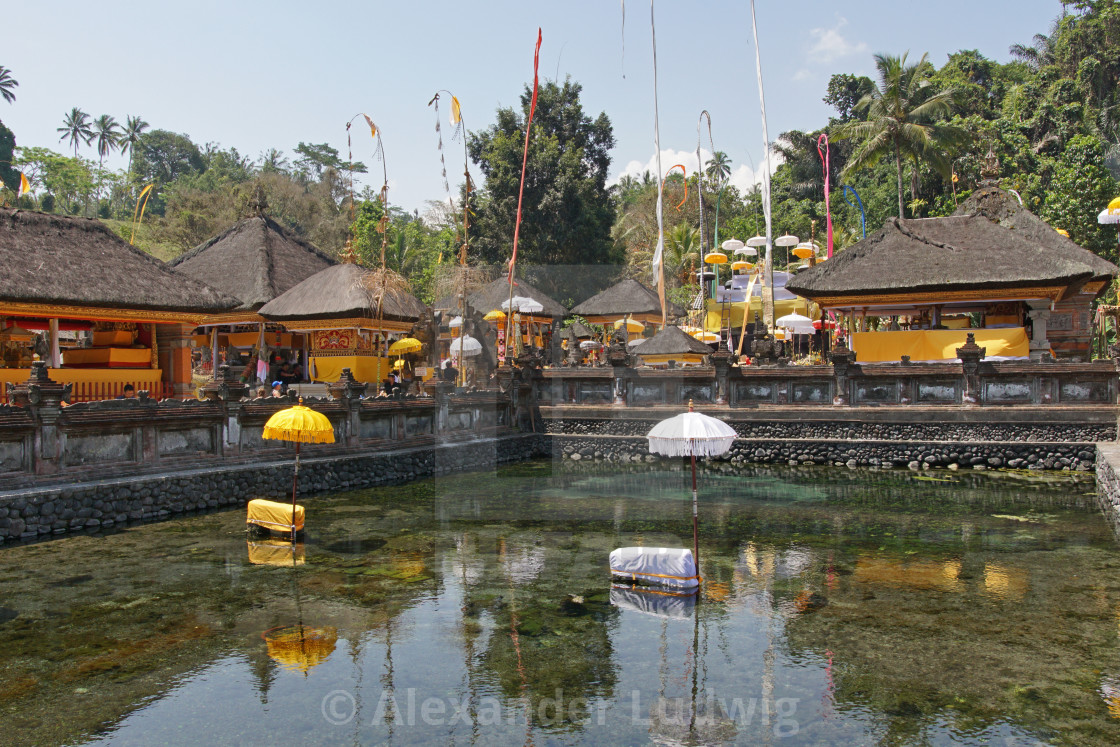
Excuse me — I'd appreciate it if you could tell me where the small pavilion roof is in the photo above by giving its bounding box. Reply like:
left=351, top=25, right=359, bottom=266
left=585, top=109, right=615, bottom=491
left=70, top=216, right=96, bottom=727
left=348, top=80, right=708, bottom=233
left=570, top=277, right=683, bottom=318
left=0, top=208, right=237, bottom=316
left=168, top=215, right=337, bottom=311
left=258, top=262, right=426, bottom=323
left=635, top=325, right=713, bottom=357
left=436, top=277, right=568, bottom=318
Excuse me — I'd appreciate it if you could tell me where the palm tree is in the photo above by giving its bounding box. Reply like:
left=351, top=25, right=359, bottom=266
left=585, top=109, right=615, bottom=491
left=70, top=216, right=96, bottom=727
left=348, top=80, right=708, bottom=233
left=832, top=52, right=967, bottom=219
left=705, top=151, right=731, bottom=187
left=259, top=148, right=290, bottom=174
left=57, top=107, right=93, bottom=157
left=0, top=66, right=17, bottom=104
left=664, top=223, right=701, bottom=285
left=119, top=115, right=149, bottom=177
left=93, top=115, right=121, bottom=166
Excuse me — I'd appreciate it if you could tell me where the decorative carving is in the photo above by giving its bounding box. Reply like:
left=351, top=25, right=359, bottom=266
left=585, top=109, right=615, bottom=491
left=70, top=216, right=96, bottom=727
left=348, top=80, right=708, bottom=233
left=327, top=367, right=369, bottom=400
left=956, top=332, right=987, bottom=405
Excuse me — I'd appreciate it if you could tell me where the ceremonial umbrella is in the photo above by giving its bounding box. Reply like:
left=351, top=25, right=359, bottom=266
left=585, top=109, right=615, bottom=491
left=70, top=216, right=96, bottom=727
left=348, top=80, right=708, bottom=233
left=646, top=402, right=736, bottom=569
left=449, top=334, right=482, bottom=357
left=262, top=400, right=335, bottom=542
left=776, top=312, right=814, bottom=332
left=483, top=309, right=506, bottom=322
left=388, top=337, right=422, bottom=355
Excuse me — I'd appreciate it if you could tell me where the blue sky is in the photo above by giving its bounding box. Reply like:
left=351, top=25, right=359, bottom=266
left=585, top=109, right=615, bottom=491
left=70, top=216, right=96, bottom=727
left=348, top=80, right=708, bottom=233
left=4, top=0, right=1067, bottom=213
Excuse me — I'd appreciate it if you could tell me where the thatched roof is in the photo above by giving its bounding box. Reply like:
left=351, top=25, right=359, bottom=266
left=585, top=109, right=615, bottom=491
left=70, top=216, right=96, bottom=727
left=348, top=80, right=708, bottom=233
left=568, top=320, right=596, bottom=338
left=635, top=325, right=713, bottom=356
left=570, top=277, right=683, bottom=317
left=258, top=262, right=426, bottom=322
left=436, top=277, right=567, bottom=318
left=168, top=215, right=337, bottom=311
left=785, top=215, right=1097, bottom=301
left=0, top=209, right=237, bottom=313
left=954, top=186, right=1118, bottom=282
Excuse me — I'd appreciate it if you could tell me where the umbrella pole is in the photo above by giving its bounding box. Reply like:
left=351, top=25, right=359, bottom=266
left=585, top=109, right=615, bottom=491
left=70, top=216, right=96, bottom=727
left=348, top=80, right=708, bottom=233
left=690, top=447, right=699, bottom=577
left=291, top=441, right=300, bottom=546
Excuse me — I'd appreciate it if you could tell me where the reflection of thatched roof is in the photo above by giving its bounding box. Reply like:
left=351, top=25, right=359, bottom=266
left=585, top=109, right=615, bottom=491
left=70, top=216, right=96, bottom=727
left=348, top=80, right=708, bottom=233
left=786, top=215, right=1096, bottom=301
left=0, top=208, right=237, bottom=313
left=168, top=215, right=337, bottom=311
left=954, top=186, right=1118, bottom=282
left=436, top=277, right=567, bottom=318
left=570, top=278, right=683, bottom=317
left=258, top=263, right=426, bottom=322
left=635, top=325, right=713, bottom=356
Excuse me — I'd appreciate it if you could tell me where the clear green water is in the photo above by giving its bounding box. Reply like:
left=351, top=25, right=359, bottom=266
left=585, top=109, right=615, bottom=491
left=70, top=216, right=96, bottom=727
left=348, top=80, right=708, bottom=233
left=2, top=460, right=1120, bottom=746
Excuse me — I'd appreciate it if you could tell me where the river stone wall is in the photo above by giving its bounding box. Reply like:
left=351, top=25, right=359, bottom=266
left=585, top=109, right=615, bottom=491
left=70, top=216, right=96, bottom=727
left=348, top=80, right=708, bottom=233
left=0, top=434, right=545, bottom=543
left=553, top=434, right=1097, bottom=472
left=1096, top=443, right=1120, bottom=538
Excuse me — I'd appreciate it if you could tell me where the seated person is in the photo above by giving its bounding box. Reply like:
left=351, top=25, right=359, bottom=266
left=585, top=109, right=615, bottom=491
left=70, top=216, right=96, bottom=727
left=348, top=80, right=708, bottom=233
left=382, top=377, right=394, bottom=395
left=271, top=381, right=284, bottom=397
left=278, top=360, right=299, bottom=387
left=117, top=384, right=137, bottom=400
left=254, top=386, right=267, bottom=400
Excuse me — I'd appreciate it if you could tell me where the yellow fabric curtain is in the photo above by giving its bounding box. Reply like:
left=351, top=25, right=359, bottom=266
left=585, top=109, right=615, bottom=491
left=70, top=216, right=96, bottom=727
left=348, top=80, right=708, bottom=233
left=850, top=328, right=1029, bottom=363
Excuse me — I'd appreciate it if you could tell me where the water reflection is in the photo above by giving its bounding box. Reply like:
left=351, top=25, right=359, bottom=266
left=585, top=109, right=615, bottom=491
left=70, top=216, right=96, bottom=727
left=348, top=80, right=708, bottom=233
left=0, top=461, right=1117, bottom=745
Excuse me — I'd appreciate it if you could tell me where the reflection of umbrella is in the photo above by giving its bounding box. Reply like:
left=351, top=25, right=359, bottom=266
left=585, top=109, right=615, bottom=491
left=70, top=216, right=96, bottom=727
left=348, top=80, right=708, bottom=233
left=263, top=624, right=338, bottom=675
left=389, top=337, right=422, bottom=355
left=647, top=402, right=736, bottom=569
left=449, top=335, right=482, bottom=357
left=262, top=400, right=336, bottom=542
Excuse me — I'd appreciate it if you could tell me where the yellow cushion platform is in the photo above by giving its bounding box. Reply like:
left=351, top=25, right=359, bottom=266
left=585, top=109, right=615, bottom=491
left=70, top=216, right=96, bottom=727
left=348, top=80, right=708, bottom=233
left=247, top=498, right=304, bottom=533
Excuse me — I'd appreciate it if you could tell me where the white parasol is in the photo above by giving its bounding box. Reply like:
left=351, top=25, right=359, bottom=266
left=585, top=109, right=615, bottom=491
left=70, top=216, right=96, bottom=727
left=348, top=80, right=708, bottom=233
left=776, top=312, right=814, bottom=332
left=448, top=316, right=463, bottom=329
left=646, top=403, right=736, bottom=571
left=502, top=296, right=544, bottom=314
left=449, top=335, right=482, bottom=357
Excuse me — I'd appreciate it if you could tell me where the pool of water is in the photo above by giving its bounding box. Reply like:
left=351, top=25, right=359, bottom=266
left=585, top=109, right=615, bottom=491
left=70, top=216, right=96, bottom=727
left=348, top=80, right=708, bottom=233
left=2, top=460, right=1120, bottom=746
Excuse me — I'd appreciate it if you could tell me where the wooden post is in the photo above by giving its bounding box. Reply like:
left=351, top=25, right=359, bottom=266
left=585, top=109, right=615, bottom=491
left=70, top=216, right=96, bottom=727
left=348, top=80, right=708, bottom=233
left=48, top=319, right=60, bottom=368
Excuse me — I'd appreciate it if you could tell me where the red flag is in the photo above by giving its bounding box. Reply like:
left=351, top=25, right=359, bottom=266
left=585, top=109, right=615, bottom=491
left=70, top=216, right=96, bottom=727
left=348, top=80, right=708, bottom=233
left=508, top=28, right=542, bottom=284
left=817, top=133, right=834, bottom=258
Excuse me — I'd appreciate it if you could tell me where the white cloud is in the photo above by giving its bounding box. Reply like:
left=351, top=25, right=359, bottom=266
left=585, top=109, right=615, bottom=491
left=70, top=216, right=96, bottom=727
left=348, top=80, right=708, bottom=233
left=612, top=147, right=713, bottom=185
left=792, top=69, right=812, bottom=82
left=806, top=17, right=868, bottom=64
left=612, top=148, right=784, bottom=194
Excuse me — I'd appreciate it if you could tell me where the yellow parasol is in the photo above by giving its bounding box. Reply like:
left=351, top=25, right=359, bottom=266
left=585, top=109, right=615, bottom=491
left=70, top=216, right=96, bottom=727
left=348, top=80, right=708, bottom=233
left=389, top=337, right=422, bottom=355
left=263, top=624, right=338, bottom=675
left=692, top=331, right=720, bottom=343
left=614, top=318, right=644, bottom=334
left=483, top=309, right=506, bottom=322
left=262, top=400, right=335, bottom=541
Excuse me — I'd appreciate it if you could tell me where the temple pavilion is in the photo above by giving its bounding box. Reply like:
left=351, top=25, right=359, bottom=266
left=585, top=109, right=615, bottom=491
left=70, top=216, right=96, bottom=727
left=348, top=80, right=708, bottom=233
left=786, top=187, right=1118, bottom=363
left=168, top=211, right=337, bottom=380
left=0, top=208, right=237, bottom=399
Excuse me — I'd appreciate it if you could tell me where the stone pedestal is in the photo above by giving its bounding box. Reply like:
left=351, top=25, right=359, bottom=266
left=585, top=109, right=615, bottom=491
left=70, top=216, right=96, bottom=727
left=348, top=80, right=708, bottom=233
left=1026, top=299, right=1052, bottom=362
left=6, top=362, right=72, bottom=475
left=830, top=337, right=857, bottom=406
left=956, top=333, right=987, bottom=405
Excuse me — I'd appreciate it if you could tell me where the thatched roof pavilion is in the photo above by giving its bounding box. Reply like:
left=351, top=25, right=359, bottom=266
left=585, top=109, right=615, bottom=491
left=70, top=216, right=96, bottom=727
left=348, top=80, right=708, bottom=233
left=259, top=262, right=427, bottom=384
left=0, top=208, right=238, bottom=399
left=436, top=277, right=567, bottom=319
left=259, top=262, right=426, bottom=327
left=570, top=278, right=682, bottom=324
left=785, top=215, right=1100, bottom=309
left=0, top=208, right=237, bottom=321
left=169, top=214, right=337, bottom=323
left=634, top=324, right=712, bottom=366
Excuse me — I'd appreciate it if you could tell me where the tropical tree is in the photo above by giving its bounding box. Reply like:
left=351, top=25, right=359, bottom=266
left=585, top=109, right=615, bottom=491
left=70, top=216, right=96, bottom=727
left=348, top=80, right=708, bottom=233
left=57, top=107, right=93, bottom=157
left=92, top=115, right=121, bottom=194
left=832, top=53, right=968, bottom=219
left=705, top=151, right=731, bottom=186
left=0, top=66, right=17, bottom=104
left=119, top=115, right=149, bottom=178
left=259, top=148, right=290, bottom=174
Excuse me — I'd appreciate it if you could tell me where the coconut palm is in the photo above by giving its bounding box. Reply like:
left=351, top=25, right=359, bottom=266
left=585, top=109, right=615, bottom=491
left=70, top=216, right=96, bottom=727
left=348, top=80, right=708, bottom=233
left=705, top=151, right=731, bottom=187
left=92, top=115, right=121, bottom=166
left=664, top=223, right=701, bottom=285
left=119, top=115, right=149, bottom=177
left=832, top=52, right=968, bottom=219
left=0, top=66, right=17, bottom=104
left=57, top=107, right=93, bottom=157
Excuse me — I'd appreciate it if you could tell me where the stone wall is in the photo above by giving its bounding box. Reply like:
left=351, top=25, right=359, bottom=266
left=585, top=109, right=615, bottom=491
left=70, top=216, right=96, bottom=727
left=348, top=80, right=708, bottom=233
left=1096, top=443, right=1120, bottom=538
left=554, top=434, right=1096, bottom=471
left=0, top=434, right=545, bottom=542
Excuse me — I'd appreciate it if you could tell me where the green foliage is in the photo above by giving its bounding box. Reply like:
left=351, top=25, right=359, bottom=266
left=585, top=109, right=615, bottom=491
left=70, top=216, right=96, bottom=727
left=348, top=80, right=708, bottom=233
left=57, top=107, right=93, bottom=158
left=15, top=146, right=95, bottom=213
left=0, top=66, right=17, bottom=104
left=0, top=119, right=17, bottom=194
left=1040, top=134, right=1118, bottom=259
left=468, top=77, right=618, bottom=300
left=293, top=141, right=365, bottom=181
left=131, top=130, right=204, bottom=196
